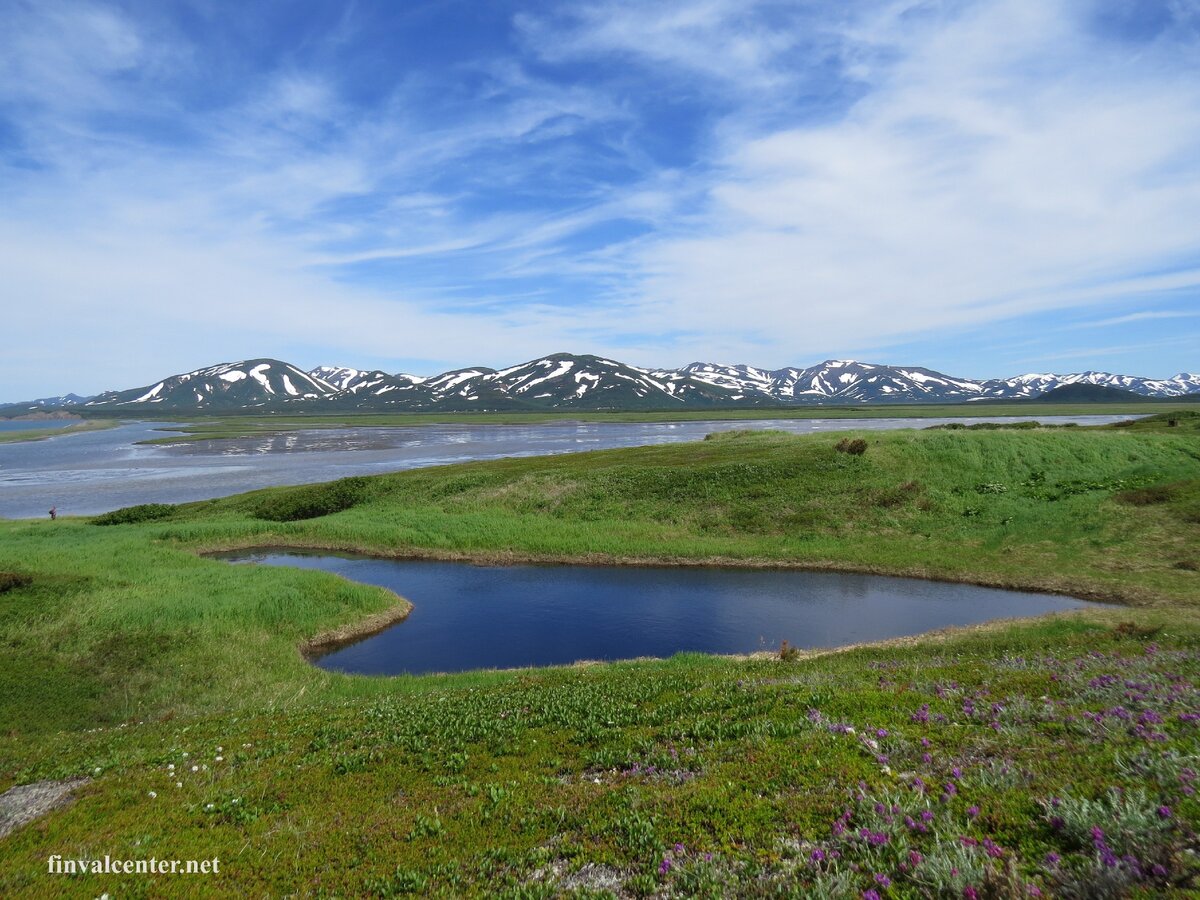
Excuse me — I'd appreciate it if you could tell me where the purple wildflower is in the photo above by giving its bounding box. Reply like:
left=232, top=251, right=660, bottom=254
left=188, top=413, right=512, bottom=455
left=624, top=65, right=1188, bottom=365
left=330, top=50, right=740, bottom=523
left=967, top=805, right=980, bottom=818
left=1157, top=805, right=1172, bottom=819
left=875, top=873, right=891, bottom=887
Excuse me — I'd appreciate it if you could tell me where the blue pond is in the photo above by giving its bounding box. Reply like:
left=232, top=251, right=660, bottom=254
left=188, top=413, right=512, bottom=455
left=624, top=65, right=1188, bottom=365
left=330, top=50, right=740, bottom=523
left=216, top=551, right=1097, bottom=676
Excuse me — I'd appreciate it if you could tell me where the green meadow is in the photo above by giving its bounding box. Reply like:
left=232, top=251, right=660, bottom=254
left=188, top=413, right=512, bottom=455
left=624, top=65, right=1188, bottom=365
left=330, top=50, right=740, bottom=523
left=0, top=412, right=1197, bottom=896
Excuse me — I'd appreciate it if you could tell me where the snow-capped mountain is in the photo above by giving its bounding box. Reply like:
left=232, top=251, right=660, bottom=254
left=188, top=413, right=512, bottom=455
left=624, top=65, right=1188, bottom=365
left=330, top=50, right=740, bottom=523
left=482, top=354, right=744, bottom=408
left=979, top=371, right=1200, bottom=400
left=297, top=354, right=749, bottom=411
left=760, top=360, right=986, bottom=403
left=36, top=354, right=1197, bottom=415
left=681, top=362, right=777, bottom=397
left=87, top=360, right=339, bottom=410
left=0, top=392, right=92, bottom=412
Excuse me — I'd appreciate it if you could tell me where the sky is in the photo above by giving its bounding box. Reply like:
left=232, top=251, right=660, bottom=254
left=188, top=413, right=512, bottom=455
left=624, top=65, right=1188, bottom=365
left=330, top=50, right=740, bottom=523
left=2, top=0, right=1199, bottom=399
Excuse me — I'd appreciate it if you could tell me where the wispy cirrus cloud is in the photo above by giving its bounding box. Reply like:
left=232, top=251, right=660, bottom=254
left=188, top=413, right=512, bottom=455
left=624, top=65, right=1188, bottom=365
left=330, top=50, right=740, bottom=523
left=555, top=0, right=1200, bottom=367
left=1, top=0, right=1198, bottom=398
left=1083, top=310, right=1200, bottom=328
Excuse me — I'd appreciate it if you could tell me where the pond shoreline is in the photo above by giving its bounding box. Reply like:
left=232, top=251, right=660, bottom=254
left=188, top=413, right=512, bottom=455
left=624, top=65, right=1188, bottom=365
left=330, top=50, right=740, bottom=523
left=299, top=593, right=414, bottom=660
left=201, top=538, right=1132, bottom=603
left=204, top=541, right=1113, bottom=672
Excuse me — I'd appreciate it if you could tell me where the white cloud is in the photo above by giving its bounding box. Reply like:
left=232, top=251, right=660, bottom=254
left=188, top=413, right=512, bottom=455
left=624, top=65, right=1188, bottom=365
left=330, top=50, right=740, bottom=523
left=3, top=0, right=1200, bottom=397
left=591, top=0, right=1200, bottom=363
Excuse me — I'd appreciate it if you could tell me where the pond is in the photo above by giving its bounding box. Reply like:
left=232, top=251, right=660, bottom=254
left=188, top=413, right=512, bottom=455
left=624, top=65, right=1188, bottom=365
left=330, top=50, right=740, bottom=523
left=215, top=550, right=1098, bottom=675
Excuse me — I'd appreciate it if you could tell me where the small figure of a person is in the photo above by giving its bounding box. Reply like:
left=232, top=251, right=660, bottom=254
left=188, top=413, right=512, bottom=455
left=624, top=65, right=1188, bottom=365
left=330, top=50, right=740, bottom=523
left=48, top=506, right=57, bottom=520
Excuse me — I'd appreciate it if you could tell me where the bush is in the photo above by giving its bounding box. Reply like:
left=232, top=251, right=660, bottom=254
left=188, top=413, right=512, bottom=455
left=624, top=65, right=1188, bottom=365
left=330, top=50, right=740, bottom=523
left=92, top=503, right=176, bottom=526
left=251, top=476, right=371, bottom=522
left=835, top=437, right=868, bottom=456
left=0, top=572, right=32, bottom=594
left=1115, top=483, right=1179, bottom=506
left=1112, top=621, right=1163, bottom=640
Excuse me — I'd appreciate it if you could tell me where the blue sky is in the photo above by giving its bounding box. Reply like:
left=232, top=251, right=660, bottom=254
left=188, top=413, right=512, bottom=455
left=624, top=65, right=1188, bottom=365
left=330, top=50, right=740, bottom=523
left=2, top=0, right=1199, bottom=398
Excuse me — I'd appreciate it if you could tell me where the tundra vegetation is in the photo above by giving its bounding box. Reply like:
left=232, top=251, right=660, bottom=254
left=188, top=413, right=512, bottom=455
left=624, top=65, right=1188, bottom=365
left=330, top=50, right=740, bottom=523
left=0, top=412, right=1197, bottom=896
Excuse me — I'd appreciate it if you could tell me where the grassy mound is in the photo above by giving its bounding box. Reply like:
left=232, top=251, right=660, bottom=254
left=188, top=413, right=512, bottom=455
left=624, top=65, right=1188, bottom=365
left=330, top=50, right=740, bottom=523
left=92, top=503, right=176, bottom=526
left=248, top=475, right=373, bottom=521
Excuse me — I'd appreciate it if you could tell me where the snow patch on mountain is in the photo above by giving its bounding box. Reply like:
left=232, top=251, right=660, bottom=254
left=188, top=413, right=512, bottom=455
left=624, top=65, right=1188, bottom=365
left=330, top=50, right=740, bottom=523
left=70, top=354, right=1200, bottom=413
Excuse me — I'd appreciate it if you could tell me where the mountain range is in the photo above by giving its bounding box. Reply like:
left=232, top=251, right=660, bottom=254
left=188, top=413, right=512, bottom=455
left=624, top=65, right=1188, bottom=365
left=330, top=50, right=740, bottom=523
left=3, top=354, right=1198, bottom=415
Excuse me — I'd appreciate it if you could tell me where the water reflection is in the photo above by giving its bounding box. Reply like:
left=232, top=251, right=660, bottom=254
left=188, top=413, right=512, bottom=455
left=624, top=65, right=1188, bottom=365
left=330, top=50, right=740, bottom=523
left=214, top=551, right=1097, bottom=676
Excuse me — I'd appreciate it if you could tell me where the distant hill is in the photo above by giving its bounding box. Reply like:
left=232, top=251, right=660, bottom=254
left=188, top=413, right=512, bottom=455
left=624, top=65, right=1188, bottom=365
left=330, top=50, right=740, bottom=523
left=1033, top=384, right=1154, bottom=403
left=3, top=354, right=1198, bottom=415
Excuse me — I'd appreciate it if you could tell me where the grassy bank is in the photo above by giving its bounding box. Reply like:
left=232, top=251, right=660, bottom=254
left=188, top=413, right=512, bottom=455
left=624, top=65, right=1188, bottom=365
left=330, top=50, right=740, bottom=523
left=0, top=415, right=1197, bottom=895
left=129, top=400, right=1189, bottom=444
left=0, top=420, right=117, bottom=444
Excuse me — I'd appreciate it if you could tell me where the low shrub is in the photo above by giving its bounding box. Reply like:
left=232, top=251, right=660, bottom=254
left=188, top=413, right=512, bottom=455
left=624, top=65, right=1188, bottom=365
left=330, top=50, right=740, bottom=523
left=92, top=503, right=175, bottom=526
left=835, top=437, right=868, bottom=455
left=0, top=572, right=32, bottom=593
left=1115, top=483, right=1179, bottom=506
left=1112, top=621, right=1163, bottom=640
left=874, top=480, right=923, bottom=508
left=252, top=476, right=372, bottom=522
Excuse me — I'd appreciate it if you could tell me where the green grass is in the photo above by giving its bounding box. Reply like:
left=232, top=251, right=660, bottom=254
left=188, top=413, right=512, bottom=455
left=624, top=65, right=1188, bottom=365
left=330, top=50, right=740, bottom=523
left=0, top=416, right=1197, bottom=895
left=129, top=400, right=1191, bottom=444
